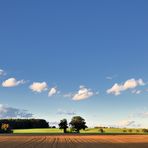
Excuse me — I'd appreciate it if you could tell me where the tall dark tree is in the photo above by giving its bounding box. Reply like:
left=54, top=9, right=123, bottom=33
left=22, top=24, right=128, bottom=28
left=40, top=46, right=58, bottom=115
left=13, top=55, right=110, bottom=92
left=69, top=116, right=87, bottom=133
left=59, top=119, right=68, bottom=133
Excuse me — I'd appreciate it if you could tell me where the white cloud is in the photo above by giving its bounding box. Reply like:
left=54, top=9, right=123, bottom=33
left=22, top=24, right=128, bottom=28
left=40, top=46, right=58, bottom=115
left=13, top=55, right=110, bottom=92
left=0, top=104, right=33, bottom=118
left=72, top=86, right=94, bottom=101
left=107, top=78, right=145, bottom=96
left=117, top=120, right=135, bottom=127
left=57, top=109, right=76, bottom=115
left=0, top=69, right=6, bottom=76
left=123, top=79, right=145, bottom=89
left=48, top=121, right=59, bottom=126
left=140, top=112, right=148, bottom=118
left=136, top=112, right=148, bottom=118
left=106, top=75, right=117, bottom=80
left=132, top=90, right=142, bottom=94
left=63, top=93, right=73, bottom=98
left=106, top=76, right=113, bottom=80
left=29, top=82, right=48, bottom=93
left=107, top=83, right=123, bottom=96
left=2, top=77, right=25, bottom=87
left=48, top=87, right=57, bottom=97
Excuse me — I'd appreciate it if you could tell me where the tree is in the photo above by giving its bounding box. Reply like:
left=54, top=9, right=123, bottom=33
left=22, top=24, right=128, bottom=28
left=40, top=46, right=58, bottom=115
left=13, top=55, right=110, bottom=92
left=99, top=128, right=104, bottom=133
left=59, top=119, right=68, bottom=133
left=128, top=129, right=132, bottom=133
left=142, top=129, right=148, bottom=133
left=69, top=116, right=87, bottom=133
left=0, top=123, right=12, bottom=133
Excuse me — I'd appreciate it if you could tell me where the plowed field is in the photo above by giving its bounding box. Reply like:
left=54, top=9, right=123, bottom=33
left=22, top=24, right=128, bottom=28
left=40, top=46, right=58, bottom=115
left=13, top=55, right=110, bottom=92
left=0, top=135, right=147, bottom=148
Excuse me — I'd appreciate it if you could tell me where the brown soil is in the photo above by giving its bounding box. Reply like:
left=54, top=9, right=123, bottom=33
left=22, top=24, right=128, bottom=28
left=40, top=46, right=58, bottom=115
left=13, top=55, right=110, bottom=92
left=0, top=135, right=147, bottom=148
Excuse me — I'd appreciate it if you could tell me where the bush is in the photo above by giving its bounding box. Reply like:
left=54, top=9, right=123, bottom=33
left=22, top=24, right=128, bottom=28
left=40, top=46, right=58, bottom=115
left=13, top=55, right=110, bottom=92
left=99, top=128, right=104, bottom=133
left=142, top=129, right=148, bottom=133
left=0, top=123, right=13, bottom=133
left=123, top=130, right=127, bottom=133
left=128, top=129, right=132, bottom=133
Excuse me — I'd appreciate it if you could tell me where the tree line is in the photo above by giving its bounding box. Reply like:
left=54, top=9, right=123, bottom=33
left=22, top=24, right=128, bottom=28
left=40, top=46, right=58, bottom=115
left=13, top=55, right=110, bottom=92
left=0, top=119, right=49, bottom=129
left=0, top=116, right=87, bottom=133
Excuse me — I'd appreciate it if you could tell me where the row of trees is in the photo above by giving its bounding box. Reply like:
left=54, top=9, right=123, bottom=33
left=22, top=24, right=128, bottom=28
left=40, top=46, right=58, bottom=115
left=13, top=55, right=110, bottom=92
left=59, top=116, right=87, bottom=133
left=0, top=119, right=49, bottom=129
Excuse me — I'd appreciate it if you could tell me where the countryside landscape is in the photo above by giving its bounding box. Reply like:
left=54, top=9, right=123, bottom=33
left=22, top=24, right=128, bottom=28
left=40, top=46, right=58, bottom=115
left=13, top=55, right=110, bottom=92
left=0, top=0, right=148, bottom=147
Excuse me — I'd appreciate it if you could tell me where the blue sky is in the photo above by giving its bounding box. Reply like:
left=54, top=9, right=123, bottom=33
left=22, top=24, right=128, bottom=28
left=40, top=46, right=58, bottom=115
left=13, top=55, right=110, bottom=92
left=0, top=0, right=148, bottom=128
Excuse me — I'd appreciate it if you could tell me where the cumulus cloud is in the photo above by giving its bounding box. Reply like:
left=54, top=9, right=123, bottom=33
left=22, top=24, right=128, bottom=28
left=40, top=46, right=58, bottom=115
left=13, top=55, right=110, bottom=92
left=0, top=69, right=6, bottom=76
left=0, top=104, right=33, bottom=118
left=72, top=86, right=94, bottom=101
left=107, top=78, right=145, bottom=95
left=48, top=87, right=57, bottom=97
left=29, top=82, right=48, bottom=93
left=57, top=109, right=76, bottom=116
left=107, top=83, right=123, bottom=96
left=2, top=78, right=25, bottom=87
left=124, top=79, right=145, bottom=89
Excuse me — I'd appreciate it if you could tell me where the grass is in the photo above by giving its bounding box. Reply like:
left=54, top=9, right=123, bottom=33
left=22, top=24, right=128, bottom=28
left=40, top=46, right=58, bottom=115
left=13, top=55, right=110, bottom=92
left=13, top=128, right=63, bottom=134
left=13, top=128, right=146, bottom=134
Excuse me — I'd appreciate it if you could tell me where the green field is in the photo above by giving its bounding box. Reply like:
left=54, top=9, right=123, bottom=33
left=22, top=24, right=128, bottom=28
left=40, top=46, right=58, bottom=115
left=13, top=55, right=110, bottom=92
left=13, top=128, right=145, bottom=134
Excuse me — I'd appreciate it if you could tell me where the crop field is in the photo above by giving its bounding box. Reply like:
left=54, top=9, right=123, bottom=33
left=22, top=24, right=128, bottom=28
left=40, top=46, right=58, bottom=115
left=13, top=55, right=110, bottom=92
left=0, top=135, right=148, bottom=148
left=13, top=128, right=146, bottom=134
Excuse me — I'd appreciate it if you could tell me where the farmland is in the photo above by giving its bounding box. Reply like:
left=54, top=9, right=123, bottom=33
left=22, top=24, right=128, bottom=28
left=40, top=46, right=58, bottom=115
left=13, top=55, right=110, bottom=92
left=0, top=135, right=148, bottom=148
left=13, top=128, right=146, bottom=134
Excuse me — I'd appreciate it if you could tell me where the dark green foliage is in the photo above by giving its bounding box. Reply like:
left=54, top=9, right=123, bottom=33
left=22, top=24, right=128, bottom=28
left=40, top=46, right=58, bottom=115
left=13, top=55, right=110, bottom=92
left=0, top=123, right=13, bottom=133
left=99, top=128, right=104, bottom=133
left=0, top=119, right=49, bottom=129
left=123, top=130, right=127, bottom=133
left=59, top=119, right=68, bottom=133
left=69, top=116, right=87, bottom=133
left=142, top=129, right=148, bottom=133
left=128, top=129, right=132, bottom=133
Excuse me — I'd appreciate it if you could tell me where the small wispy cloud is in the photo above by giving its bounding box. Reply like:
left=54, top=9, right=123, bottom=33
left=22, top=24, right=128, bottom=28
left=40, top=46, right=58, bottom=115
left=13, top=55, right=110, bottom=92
left=117, top=119, right=135, bottom=127
left=63, top=93, right=73, bottom=98
left=57, top=109, right=76, bottom=116
left=133, top=112, right=148, bottom=118
left=2, top=77, right=25, bottom=87
left=132, top=90, right=142, bottom=95
left=116, top=119, right=141, bottom=128
left=0, top=69, right=6, bottom=76
left=48, top=87, right=58, bottom=97
left=48, top=121, right=59, bottom=126
left=106, top=75, right=117, bottom=80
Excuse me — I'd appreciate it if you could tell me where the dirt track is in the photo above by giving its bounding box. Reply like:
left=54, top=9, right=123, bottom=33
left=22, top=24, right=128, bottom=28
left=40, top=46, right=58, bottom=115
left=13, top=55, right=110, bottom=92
left=0, top=135, right=148, bottom=148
